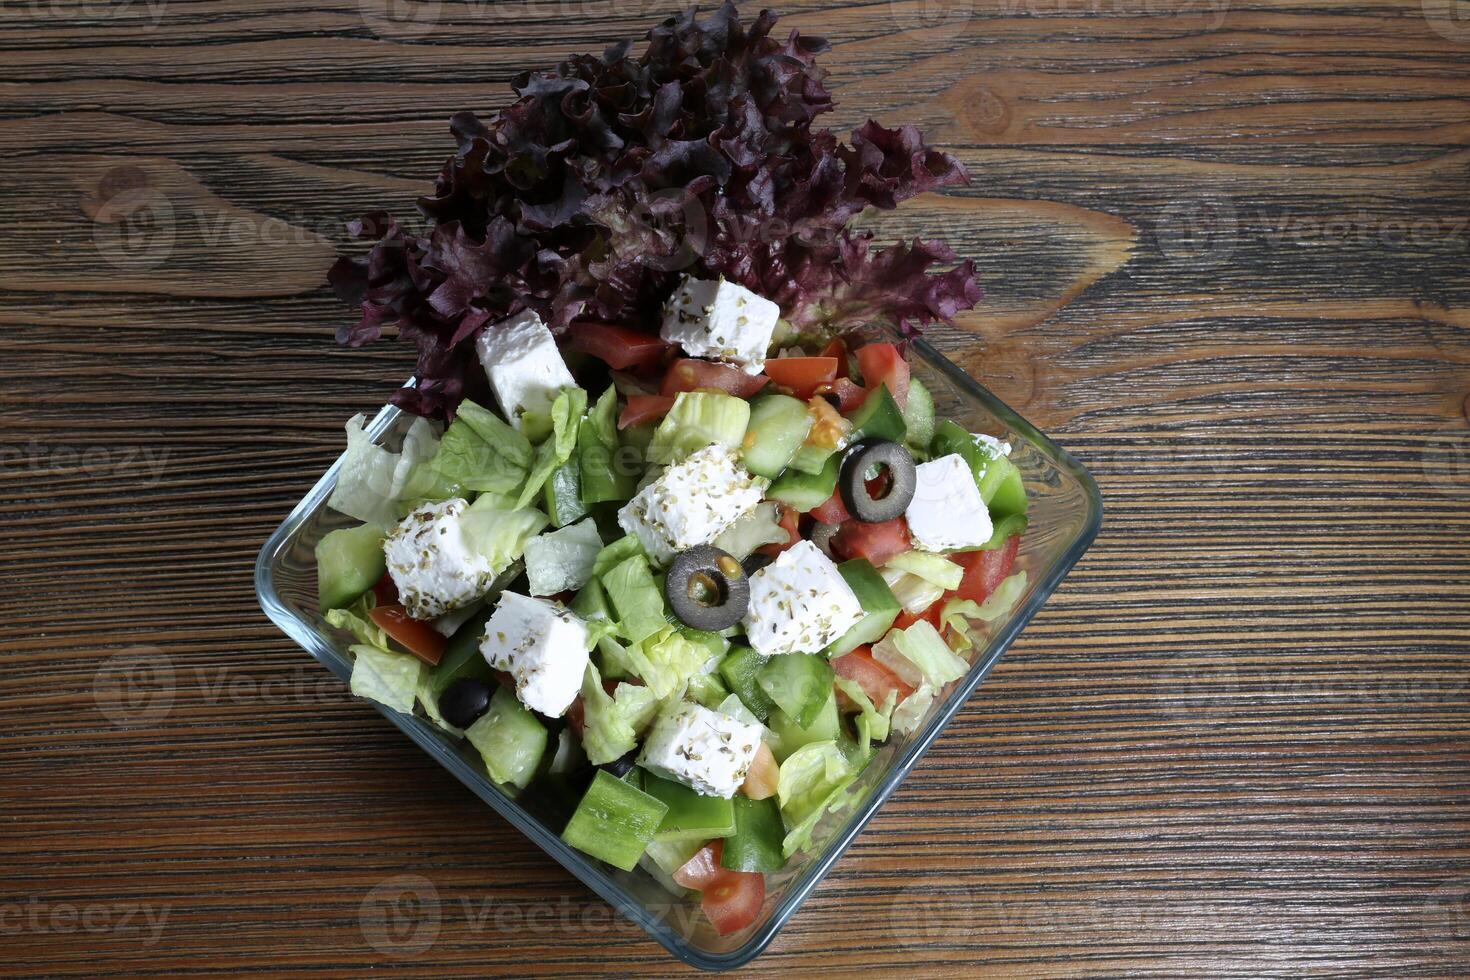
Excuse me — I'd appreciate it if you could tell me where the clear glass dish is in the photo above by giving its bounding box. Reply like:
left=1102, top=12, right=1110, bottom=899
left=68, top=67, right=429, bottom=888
left=255, top=335, right=1102, bottom=970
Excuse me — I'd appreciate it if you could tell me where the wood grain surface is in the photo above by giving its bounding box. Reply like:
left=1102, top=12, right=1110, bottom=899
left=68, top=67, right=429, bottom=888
left=3, top=0, right=1469, bottom=976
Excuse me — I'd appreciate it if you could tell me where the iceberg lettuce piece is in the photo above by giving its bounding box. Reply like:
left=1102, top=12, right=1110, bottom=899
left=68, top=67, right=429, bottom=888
left=602, top=554, right=667, bottom=646
left=879, top=565, right=947, bottom=616
left=329, top=414, right=441, bottom=529
left=579, top=662, right=660, bottom=764
left=890, top=682, right=936, bottom=737
left=459, top=492, right=549, bottom=576
left=776, top=740, right=858, bottom=858
left=939, top=570, right=1029, bottom=650
left=524, top=518, right=603, bottom=597
left=647, top=391, right=750, bottom=465
left=516, top=386, right=587, bottom=509
left=348, top=643, right=423, bottom=714
left=872, top=620, right=970, bottom=690
left=883, top=550, right=963, bottom=591
left=833, top=676, right=896, bottom=744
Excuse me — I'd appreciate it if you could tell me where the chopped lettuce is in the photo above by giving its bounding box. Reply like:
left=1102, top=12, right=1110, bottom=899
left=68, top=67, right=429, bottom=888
left=325, top=597, right=391, bottom=650
left=939, top=571, right=1029, bottom=650
left=516, top=387, right=588, bottom=509
left=328, top=414, right=441, bottom=529
left=884, top=550, right=963, bottom=591
left=524, top=518, right=603, bottom=597
left=890, top=682, right=936, bottom=737
left=459, top=492, right=549, bottom=575
left=579, top=662, right=661, bottom=764
left=716, top=693, right=768, bottom=731
left=593, top=534, right=646, bottom=578
left=879, top=565, right=947, bottom=616
left=711, top=501, right=788, bottom=559
left=872, top=621, right=970, bottom=689
left=348, top=643, right=423, bottom=714
left=686, top=671, right=730, bottom=709
left=416, top=673, right=465, bottom=737
left=637, top=627, right=718, bottom=700
left=776, top=740, right=859, bottom=858
left=427, top=399, right=531, bottom=495
left=833, top=676, right=896, bottom=743
left=647, top=391, right=751, bottom=465
left=602, top=554, right=667, bottom=646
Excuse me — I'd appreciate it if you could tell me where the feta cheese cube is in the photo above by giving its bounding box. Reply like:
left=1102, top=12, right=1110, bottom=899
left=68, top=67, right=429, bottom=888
left=742, top=539, right=865, bottom=658
left=638, top=702, right=764, bottom=798
left=383, top=498, right=496, bottom=620
left=617, top=444, right=767, bottom=566
left=905, top=453, right=993, bottom=551
left=475, top=309, right=576, bottom=429
left=659, top=276, right=779, bottom=374
left=479, top=592, right=590, bottom=718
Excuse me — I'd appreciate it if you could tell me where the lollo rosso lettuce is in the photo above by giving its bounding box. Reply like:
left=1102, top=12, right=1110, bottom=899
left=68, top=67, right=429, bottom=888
left=328, top=2, right=981, bottom=419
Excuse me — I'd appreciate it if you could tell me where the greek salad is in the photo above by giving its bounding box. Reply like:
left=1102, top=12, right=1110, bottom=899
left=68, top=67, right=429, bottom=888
left=311, top=1, right=1029, bottom=940
left=317, top=274, right=1028, bottom=937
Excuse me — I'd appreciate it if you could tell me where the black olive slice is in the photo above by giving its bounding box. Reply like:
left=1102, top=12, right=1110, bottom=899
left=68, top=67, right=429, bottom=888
left=438, top=678, right=493, bottom=729
left=839, top=440, right=917, bottom=523
left=810, top=521, right=840, bottom=558
left=665, top=544, right=750, bottom=631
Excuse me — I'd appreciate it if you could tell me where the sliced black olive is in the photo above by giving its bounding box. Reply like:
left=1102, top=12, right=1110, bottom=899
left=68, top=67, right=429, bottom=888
left=741, top=551, right=775, bottom=577
left=839, top=440, right=916, bottom=523
left=810, top=521, right=840, bottom=559
left=600, top=749, right=639, bottom=779
left=665, top=544, right=750, bottom=632
left=438, top=678, right=492, bottom=729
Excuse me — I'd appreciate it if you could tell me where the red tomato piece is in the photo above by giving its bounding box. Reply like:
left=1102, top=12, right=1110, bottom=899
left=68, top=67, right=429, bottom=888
left=893, top=603, right=942, bottom=632
left=953, top=535, right=1022, bottom=604
left=757, top=505, right=801, bottom=560
left=818, top=336, right=848, bottom=362
left=370, top=571, right=399, bottom=606
left=367, top=605, right=446, bottom=665
left=660, top=359, right=768, bottom=398
left=855, top=342, right=910, bottom=410
left=831, top=517, right=911, bottom=566
left=701, top=869, right=765, bottom=936
left=815, top=378, right=867, bottom=414
left=674, top=841, right=726, bottom=891
left=833, top=646, right=914, bottom=707
left=564, top=696, right=585, bottom=739
left=809, top=487, right=851, bottom=525
left=618, top=394, right=675, bottom=429
left=563, top=321, right=670, bottom=370
left=763, top=357, right=838, bottom=400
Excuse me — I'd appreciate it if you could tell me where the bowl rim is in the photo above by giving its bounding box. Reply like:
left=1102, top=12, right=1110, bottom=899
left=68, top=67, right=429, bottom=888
left=255, top=337, right=1102, bottom=971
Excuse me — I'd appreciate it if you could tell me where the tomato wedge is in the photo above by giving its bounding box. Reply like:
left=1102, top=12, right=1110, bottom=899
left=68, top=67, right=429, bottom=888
left=855, top=342, right=910, bottom=409
left=618, top=394, right=675, bottom=429
left=764, top=357, right=838, bottom=400
left=809, top=487, right=851, bottom=525
left=701, top=869, right=764, bottom=936
left=370, top=571, right=399, bottom=606
left=367, top=605, right=446, bottom=665
left=833, top=646, right=914, bottom=707
left=564, top=321, right=670, bottom=370
left=660, top=359, right=768, bottom=398
left=674, top=840, right=726, bottom=890
left=832, top=516, right=911, bottom=566
left=893, top=603, right=942, bottom=632
left=953, top=535, right=1021, bottom=604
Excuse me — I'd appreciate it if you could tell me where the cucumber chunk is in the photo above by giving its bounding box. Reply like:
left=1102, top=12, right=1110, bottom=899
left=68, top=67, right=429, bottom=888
left=903, top=377, right=936, bottom=453
left=765, top=692, right=840, bottom=762
left=846, top=384, right=906, bottom=444
left=562, top=769, right=669, bottom=871
left=465, top=686, right=548, bottom=790
left=824, top=559, right=901, bottom=657
left=316, top=524, right=386, bottom=611
left=758, top=654, right=836, bottom=729
left=741, top=394, right=813, bottom=479
left=766, top=451, right=841, bottom=511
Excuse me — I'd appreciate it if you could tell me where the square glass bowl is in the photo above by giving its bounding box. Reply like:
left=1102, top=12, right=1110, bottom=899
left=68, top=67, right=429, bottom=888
left=255, top=336, right=1101, bottom=970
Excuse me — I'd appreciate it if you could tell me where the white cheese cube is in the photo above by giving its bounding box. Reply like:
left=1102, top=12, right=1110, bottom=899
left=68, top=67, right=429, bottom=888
left=905, top=453, right=993, bottom=552
left=638, top=702, right=764, bottom=798
left=474, top=309, right=576, bottom=429
left=382, top=498, right=496, bottom=620
left=617, top=444, right=767, bottom=566
left=479, top=592, right=590, bottom=718
left=659, top=276, right=779, bottom=374
left=742, top=539, right=865, bottom=658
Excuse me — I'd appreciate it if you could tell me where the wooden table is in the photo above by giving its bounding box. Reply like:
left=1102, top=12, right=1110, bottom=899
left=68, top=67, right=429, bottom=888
left=4, top=1, right=1468, bottom=975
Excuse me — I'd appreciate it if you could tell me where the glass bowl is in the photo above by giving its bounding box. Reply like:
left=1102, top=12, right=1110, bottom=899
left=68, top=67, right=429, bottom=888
left=255, top=335, right=1101, bottom=970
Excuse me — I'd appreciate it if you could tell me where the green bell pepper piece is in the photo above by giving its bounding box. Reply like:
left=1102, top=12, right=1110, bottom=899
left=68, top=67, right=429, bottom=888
left=561, top=769, right=669, bottom=871
left=720, top=796, right=785, bottom=873
left=718, top=646, right=779, bottom=722
left=642, top=771, right=737, bottom=843
left=757, top=654, right=836, bottom=729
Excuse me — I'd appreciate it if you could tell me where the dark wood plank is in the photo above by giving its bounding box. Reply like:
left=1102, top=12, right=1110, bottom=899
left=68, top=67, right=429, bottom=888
left=2, top=0, right=1468, bottom=976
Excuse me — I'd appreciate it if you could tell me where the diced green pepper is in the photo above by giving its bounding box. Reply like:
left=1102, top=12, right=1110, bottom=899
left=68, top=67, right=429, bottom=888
left=845, top=384, right=906, bottom=444
left=766, top=450, right=841, bottom=512
left=718, top=646, right=779, bottom=722
left=757, top=654, right=836, bottom=729
left=543, top=458, right=588, bottom=528
left=824, top=559, right=901, bottom=657
left=315, top=524, right=386, bottom=611
left=562, top=769, right=669, bottom=871
left=426, top=607, right=496, bottom=698
left=465, top=687, right=547, bottom=790
left=720, top=796, right=785, bottom=873
left=642, top=771, right=737, bottom=843
left=931, top=420, right=1027, bottom=519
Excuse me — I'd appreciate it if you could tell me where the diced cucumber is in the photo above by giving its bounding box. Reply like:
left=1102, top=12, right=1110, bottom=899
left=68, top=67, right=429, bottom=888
left=846, top=384, right=906, bottom=444
left=766, top=451, right=841, bottom=511
left=465, top=687, right=548, bottom=790
left=543, top=458, right=588, bottom=528
left=824, top=559, right=901, bottom=657
left=643, top=836, right=705, bottom=878
left=766, top=692, right=840, bottom=762
left=315, top=524, right=386, bottom=611
left=685, top=671, right=730, bottom=710
left=643, top=771, right=737, bottom=843
left=903, top=377, right=936, bottom=453
left=720, top=796, right=785, bottom=873
left=741, top=394, right=813, bottom=479
left=718, top=646, right=779, bottom=722
left=562, top=769, right=669, bottom=871
left=785, top=439, right=837, bottom=475
left=427, top=607, right=496, bottom=698
left=757, top=654, right=835, bottom=729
